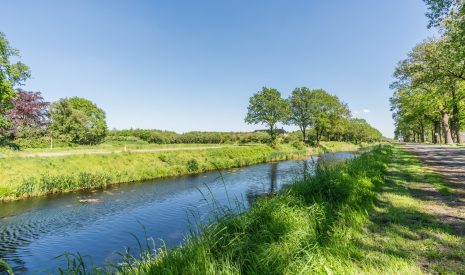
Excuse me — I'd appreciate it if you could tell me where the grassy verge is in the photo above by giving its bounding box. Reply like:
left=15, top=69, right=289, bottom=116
left=318, top=141, right=371, bottom=152
left=0, top=143, right=232, bottom=157
left=0, top=144, right=306, bottom=201
left=101, top=145, right=462, bottom=274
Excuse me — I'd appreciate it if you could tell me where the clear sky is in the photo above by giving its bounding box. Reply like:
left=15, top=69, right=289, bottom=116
left=1, top=0, right=435, bottom=137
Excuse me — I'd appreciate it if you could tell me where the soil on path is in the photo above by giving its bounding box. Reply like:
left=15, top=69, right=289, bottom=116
left=402, top=143, right=465, bottom=236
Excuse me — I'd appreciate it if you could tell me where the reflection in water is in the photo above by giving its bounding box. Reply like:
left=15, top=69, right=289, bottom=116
left=0, top=151, right=357, bottom=274
left=270, top=162, right=278, bottom=195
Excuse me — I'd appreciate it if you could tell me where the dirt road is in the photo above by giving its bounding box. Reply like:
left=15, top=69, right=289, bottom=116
left=402, top=144, right=465, bottom=185
left=402, top=143, right=465, bottom=235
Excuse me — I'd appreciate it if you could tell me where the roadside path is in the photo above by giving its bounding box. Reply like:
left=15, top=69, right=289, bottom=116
left=403, top=144, right=465, bottom=185
left=401, top=143, right=465, bottom=235
left=2, top=145, right=230, bottom=158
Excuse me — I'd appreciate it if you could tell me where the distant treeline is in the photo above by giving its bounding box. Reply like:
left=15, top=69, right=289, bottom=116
left=106, top=130, right=271, bottom=145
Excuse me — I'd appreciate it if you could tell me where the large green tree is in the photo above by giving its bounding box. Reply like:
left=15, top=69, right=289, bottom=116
left=245, top=87, right=290, bottom=144
left=49, top=97, right=107, bottom=145
left=288, top=87, right=314, bottom=142
left=392, top=39, right=465, bottom=144
left=309, top=89, right=350, bottom=144
left=0, top=32, right=31, bottom=133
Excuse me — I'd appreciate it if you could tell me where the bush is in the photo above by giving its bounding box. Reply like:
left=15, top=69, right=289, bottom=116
left=186, top=159, right=199, bottom=172
left=13, top=137, right=71, bottom=149
left=291, top=140, right=307, bottom=150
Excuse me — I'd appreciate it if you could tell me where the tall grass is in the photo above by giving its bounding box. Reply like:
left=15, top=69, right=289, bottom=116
left=0, top=145, right=306, bottom=201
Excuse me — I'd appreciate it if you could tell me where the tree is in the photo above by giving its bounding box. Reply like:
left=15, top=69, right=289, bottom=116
left=288, top=87, right=314, bottom=142
left=391, top=39, right=465, bottom=144
left=309, top=89, right=350, bottom=144
left=245, top=87, right=290, bottom=144
left=5, top=89, right=49, bottom=138
left=49, top=97, right=107, bottom=145
left=423, top=0, right=464, bottom=28
left=0, top=32, right=31, bottom=133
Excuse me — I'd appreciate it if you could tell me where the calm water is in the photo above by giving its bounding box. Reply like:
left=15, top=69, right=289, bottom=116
left=0, top=151, right=356, bottom=274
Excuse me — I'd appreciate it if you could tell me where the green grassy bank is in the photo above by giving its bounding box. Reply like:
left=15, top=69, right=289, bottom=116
left=97, top=145, right=461, bottom=274
left=0, top=145, right=307, bottom=201
left=0, top=141, right=370, bottom=202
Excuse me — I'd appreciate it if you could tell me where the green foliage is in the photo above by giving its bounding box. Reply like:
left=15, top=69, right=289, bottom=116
left=13, top=137, right=69, bottom=149
left=0, top=32, right=31, bottom=134
left=288, top=87, right=314, bottom=141
left=186, top=159, right=199, bottom=172
left=309, top=89, right=351, bottom=144
left=245, top=87, right=290, bottom=143
left=49, top=97, right=107, bottom=145
left=0, top=32, right=31, bottom=110
left=343, top=118, right=384, bottom=143
left=393, top=1, right=465, bottom=143
left=107, top=129, right=271, bottom=145
left=391, top=38, right=465, bottom=143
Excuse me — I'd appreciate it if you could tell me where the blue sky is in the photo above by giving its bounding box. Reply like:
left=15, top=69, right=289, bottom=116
left=1, top=0, right=435, bottom=137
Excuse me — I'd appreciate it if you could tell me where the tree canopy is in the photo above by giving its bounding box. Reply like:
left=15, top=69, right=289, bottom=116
left=391, top=0, right=465, bottom=144
left=0, top=32, right=31, bottom=132
left=5, top=89, right=49, bottom=138
left=288, top=87, right=314, bottom=142
left=49, top=97, right=107, bottom=145
left=245, top=87, right=290, bottom=144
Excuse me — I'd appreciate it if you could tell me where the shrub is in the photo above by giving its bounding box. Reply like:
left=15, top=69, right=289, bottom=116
left=186, top=159, right=199, bottom=172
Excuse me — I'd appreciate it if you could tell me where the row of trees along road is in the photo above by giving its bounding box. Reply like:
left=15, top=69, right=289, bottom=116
left=0, top=32, right=107, bottom=146
left=245, top=87, right=383, bottom=145
left=390, top=0, right=465, bottom=144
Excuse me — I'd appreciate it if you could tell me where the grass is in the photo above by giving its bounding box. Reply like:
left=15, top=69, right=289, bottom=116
left=0, top=143, right=233, bottom=157
left=100, top=145, right=461, bottom=274
left=318, top=141, right=371, bottom=153
left=0, top=144, right=307, bottom=201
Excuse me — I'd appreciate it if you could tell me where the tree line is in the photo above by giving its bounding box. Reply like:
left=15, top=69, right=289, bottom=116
left=245, top=87, right=383, bottom=146
left=390, top=0, right=465, bottom=144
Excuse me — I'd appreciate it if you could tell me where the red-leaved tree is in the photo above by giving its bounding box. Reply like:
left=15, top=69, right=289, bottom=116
left=5, top=89, right=50, bottom=137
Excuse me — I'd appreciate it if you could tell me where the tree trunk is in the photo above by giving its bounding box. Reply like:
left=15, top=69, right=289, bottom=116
left=316, top=130, right=320, bottom=145
left=442, top=111, right=454, bottom=144
left=434, top=121, right=440, bottom=144
left=302, top=128, right=306, bottom=143
left=269, top=125, right=276, bottom=146
left=451, top=86, right=463, bottom=144
left=420, top=123, right=425, bottom=143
